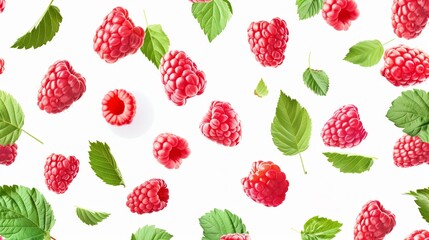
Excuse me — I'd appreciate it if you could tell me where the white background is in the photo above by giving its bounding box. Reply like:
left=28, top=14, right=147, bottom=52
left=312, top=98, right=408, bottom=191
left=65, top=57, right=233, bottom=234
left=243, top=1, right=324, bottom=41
left=1, top=0, right=429, bottom=239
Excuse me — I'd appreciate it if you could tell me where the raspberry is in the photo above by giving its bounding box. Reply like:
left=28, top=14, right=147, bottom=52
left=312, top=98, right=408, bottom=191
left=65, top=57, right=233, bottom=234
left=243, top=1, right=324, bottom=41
left=405, top=230, right=429, bottom=240
left=354, top=200, right=396, bottom=240
left=241, top=161, right=289, bottom=207
left=37, top=60, right=86, bottom=114
left=93, top=7, right=145, bottom=63
left=0, top=144, right=17, bottom=166
left=44, top=153, right=79, bottom=194
left=153, top=133, right=190, bottom=169
left=102, top=89, right=136, bottom=126
left=322, top=0, right=359, bottom=31
left=200, top=101, right=242, bottom=147
left=392, top=0, right=428, bottom=39
left=126, top=179, right=169, bottom=214
left=247, top=18, right=289, bottom=67
left=393, top=134, right=429, bottom=167
left=0, top=0, right=5, bottom=13
left=321, top=104, right=367, bottom=148
left=0, top=58, right=4, bottom=74
left=220, top=233, right=251, bottom=240
left=418, top=0, right=429, bottom=14
left=380, top=44, right=429, bottom=87
left=159, top=50, right=206, bottom=106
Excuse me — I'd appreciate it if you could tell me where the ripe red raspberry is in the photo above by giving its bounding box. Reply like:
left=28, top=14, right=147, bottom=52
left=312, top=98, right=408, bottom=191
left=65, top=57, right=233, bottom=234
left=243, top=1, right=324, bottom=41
left=418, top=0, right=429, bottom=14
left=200, top=101, right=241, bottom=147
left=322, top=0, right=359, bottom=31
left=153, top=133, right=190, bottom=169
left=0, top=58, right=4, bottom=74
left=321, top=104, right=367, bottom=148
left=93, top=7, right=144, bottom=63
left=0, top=144, right=17, bottom=166
left=37, top=60, right=86, bottom=114
left=393, top=135, right=429, bottom=167
left=44, top=153, right=79, bottom=194
left=160, top=50, right=206, bottom=106
left=241, top=161, right=289, bottom=207
left=380, top=44, right=429, bottom=87
left=220, top=233, right=251, bottom=240
left=392, top=0, right=428, bottom=39
left=247, top=18, right=289, bottom=67
left=126, top=179, right=169, bottom=214
left=354, top=200, right=396, bottom=240
left=102, top=89, right=136, bottom=126
left=405, top=230, right=429, bottom=240
left=0, top=0, right=5, bottom=13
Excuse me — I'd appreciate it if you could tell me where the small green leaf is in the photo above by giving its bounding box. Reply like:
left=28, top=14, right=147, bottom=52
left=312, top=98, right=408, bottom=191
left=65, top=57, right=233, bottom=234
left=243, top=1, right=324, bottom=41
left=12, top=4, right=62, bottom=49
left=199, top=209, right=248, bottom=240
left=141, top=24, right=170, bottom=68
left=254, top=78, right=269, bottom=97
left=323, top=152, right=375, bottom=173
left=406, top=188, right=429, bottom=225
left=301, top=216, right=342, bottom=240
left=343, top=40, right=384, bottom=67
left=192, top=0, right=233, bottom=42
left=296, top=0, right=324, bottom=20
left=88, top=141, right=126, bottom=187
left=303, top=68, right=329, bottom=96
left=76, top=207, right=110, bottom=226
left=0, top=90, right=24, bottom=145
left=0, top=185, right=55, bottom=240
left=131, top=225, right=173, bottom=240
left=386, top=89, right=429, bottom=142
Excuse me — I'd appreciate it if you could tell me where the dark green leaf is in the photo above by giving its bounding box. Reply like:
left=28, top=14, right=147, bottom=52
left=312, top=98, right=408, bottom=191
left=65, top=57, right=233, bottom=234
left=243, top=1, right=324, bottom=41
left=199, top=209, right=247, bottom=240
left=141, top=24, right=170, bottom=68
left=0, top=90, right=24, bottom=145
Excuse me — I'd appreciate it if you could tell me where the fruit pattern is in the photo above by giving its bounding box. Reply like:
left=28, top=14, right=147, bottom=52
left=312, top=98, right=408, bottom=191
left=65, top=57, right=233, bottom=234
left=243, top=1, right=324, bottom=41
left=1, top=0, right=429, bottom=239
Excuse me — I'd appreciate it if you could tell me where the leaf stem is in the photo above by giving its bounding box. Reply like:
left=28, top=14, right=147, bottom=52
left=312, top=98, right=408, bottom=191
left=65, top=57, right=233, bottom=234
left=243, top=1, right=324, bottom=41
left=22, top=129, right=44, bottom=144
left=51, top=236, right=56, bottom=240
left=382, top=38, right=395, bottom=46
left=299, top=153, right=307, bottom=175
left=143, top=10, right=149, bottom=27
left=291, top=227, right=300, bottom=233
left=48, top=0, right=55, bottom=6
left=308, top=52, right=311, bottom=68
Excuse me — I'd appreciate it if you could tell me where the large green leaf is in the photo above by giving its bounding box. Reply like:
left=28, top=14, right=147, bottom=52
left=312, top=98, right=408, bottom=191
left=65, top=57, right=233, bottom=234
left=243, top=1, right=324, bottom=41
left=141, top=24, right=170, bottom=68
left=199, top=209, right=247, bottom=240
left=76, top=207, right=110, bottom=226
left=0, top=90, right=24, bottom=145
left=301, top=216, right=342, bottom=240
left=131, top=225, right=173, bottom=240
left=343, top=40, right=384, bottom=67
left=406, top=188, right=429, bottom=225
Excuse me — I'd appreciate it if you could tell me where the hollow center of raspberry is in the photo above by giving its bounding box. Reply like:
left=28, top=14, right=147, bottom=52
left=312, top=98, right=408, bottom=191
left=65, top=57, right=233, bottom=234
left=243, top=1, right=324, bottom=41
left=337, top=9, right=351, bottom=23
left=169, top=147, right=183, bottom=161
left=158, top=187, right=169, bottom=202
left=107, top=96, right=125, bottom=115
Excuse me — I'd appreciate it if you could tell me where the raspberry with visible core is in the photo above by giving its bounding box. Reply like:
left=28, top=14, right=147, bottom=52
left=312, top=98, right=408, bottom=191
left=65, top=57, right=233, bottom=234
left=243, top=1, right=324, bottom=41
left=126, top=178, right=169, bottom=214
left=392, top=0, right=428, bottom=39
left=37, top=60, right=86, bottom=114
left=405, top=230, right=429, bottom=240
left=322, top=0, right=359, bottom=31
left=153, top=133, right=190, bottom=169
left=93, top=7, right=145, bottom=63
left=102, top=89, right=136, bottom=126
left=393, top=134, right=429, bottom=167
left=354, top=200, right=396, bottom=240
left=241, top=161, right=289, bottom=207
left=247, top=17, right=289, bottom=67
left=0, top=0, right=5, bottom=13
left=0, top=144, right=17, bottom=166
left=380, top=44, right=429, bottom=87
left=44, top=153, right=79, bottom=194
left=220, top=233, right=251, bottom=240
left=321, top=104, right=367, bottom=148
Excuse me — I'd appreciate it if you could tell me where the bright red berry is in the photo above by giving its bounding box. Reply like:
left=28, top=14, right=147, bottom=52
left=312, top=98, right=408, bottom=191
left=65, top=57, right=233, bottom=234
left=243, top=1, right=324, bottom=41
left=247, top=18, right=289, bottom=67
left=102, top=89, right=136, bottom=126
left=0, top=0, right=5, bottom=13
left=405, top=229, right=429, bottom=240
left=0, top=58, right=4, bottom=74
left=220, top=233, right=251, bottom=240
left=126, top=179, right=169, bottom=214
left=241, top=161, right=289, bottom=207
left=380, top=44, right=429, bottom=87
left=93, top=7, right=145, bottom=63
left=44, top=153, right=79, bottom=194
left=0, top=144, right=17, bottom=166
left=322, top=0, right=359, bottom=31
left=393, top=134, right=429, bottom=167
left=392, top=0, right=428, bottom=39
left=321, top=104, right=367, bottom=148
left=160, top=50, right=206, bottom=106
left=200, top=101, right=242, bottom=147
left=354, top=200, right=396, bottom=240
left=153, top=133, right=190, bottom=169
left=37, top=60, right=86, bottom=114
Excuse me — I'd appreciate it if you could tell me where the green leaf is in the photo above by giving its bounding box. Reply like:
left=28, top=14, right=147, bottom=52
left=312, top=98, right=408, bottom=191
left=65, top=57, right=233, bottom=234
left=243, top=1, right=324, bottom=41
left=271, top=91, right=312, bottom=155
left=386, top=89, right=429, bottom=142
left=0, top=90, right=24, bottom=145
left=296, top=0, right=324, bottom=20
left=254, top=78, right=269, bottom=97
left=88, top=141, right=126, bottom=187
left=303, top=68, right=329, bottom=96
left=76, top=207, right=110, bottom=226
left=343, top=40, right=384, bottom=67
left=199, top=209, right=247, bottom=240
left=141, top=24, right=170, bottom=68
left=323, top=152, right=375, bottom=173
left=192, top=0, right=233, bottom=42
left=131, top=225, right=173, bottom=240
left=11, top=4, right=62, bottom=49
left=406, top=188, right=429, bottom=225
left=301, top=216, right=342, bottom=240
left=0, top=185, right=55, bottom=240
